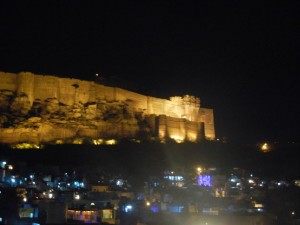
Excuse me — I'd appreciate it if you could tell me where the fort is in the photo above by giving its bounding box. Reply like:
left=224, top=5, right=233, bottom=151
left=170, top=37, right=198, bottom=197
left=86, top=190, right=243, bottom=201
left=0, top=71, right=215, bottom=145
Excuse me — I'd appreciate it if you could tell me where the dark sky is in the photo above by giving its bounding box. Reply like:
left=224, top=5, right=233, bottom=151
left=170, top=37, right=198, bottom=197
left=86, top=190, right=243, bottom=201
left=1, top=1, right=299, bottom=144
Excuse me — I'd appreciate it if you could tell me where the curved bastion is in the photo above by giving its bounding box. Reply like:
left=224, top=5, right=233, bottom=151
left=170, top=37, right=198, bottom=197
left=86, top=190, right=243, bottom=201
left=0, top=71, right=215, bottom=145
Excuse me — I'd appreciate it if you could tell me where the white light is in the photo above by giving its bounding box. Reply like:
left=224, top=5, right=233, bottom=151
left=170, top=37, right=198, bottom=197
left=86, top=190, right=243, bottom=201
left=1, top=161, right=7, bottom=168
left=116, top=180, right=123, bottom=186
left=125, top=205, right=133, bottom=212
left=74, top=194, right=80, bottom=200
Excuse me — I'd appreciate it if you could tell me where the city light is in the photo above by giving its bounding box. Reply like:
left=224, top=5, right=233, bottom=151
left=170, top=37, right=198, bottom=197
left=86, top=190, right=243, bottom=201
left=105, top=139, right=117, bottom=145
left=0, top=161, right=6, bottom=168
left=74, top=194, right=80, bottom=200
left=197, top=175, right=212, bottom=187
left=11, top=143, right=42, bottom=149
left=260, top=143, right=271, bottom=152
left=197, top=167, right=202, bottom=174
left=124, top=205, right=133, bottom=212
left=93, top=139, right=104, bottom=145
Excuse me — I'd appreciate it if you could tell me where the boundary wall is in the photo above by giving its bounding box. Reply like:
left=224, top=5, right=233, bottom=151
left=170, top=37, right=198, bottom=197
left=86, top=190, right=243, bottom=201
left=0, top=71, right=215, bottom=140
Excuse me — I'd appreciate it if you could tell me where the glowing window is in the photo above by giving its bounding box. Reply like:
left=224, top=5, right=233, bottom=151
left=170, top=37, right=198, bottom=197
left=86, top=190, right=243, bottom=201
left=197, top=175, right=212, bottom=187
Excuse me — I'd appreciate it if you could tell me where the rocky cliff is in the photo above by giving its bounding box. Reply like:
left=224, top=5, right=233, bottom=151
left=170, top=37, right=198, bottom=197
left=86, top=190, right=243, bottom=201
left=0, top=89, right=148, bottom=144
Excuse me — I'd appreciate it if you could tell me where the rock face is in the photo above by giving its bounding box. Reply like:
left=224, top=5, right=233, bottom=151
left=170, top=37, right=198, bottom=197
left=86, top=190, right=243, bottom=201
left=10, top=93, right=31, bottom=116
left=0, top=91, right=143, bottom=144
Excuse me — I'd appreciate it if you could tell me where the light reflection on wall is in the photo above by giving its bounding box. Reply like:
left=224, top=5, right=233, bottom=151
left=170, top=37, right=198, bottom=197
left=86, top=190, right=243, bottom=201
left=169, top=135, right=184, bottom=143
left=92, top=139, right=104, bottom=145
left=105, top=139, right=117, bottom=145
left=158, top=115, right=201, bottom=143
left=56, top=139, right=64, bottom=144
left=72, top=138, right=117, bottom=145
left=186, top=133, right=197, bottom=142
left=11, top=143, right=42, bottom=149
left=73, top=138, right=83, bottom=144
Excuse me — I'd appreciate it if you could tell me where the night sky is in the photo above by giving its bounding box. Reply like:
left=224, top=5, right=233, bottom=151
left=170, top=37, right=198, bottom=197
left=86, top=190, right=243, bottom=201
left=1, top=1, right=299, bottom=144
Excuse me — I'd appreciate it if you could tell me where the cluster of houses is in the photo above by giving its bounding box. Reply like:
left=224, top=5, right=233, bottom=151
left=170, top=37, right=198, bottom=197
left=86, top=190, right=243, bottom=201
left=0, top=159, right=298, bottom=225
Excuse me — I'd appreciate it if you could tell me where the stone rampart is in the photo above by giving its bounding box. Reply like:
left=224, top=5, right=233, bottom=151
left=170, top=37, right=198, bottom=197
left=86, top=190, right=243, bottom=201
left=0, top=72, right=18, bottom=91
left=0, top=71, right=215, bottom=143
left=198, top=108, right=215, bottom=140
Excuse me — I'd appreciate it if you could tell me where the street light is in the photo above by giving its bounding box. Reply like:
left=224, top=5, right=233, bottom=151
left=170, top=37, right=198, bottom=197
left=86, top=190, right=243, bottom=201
left=261, top=143, right=270, bottom=152
left=197, top=167, right=202, bottom=174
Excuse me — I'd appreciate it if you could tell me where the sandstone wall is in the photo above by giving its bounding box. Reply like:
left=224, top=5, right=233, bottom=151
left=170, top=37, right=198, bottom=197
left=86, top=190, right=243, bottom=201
left=115, top=88, right=148, bottom=110
left=155, top=115, right=204, bottom=142
left=186, top=120, right=204, bottom=142
left=34, top=75, right=59, bottom=102
left=94, top=83, right=115, bottom=101
left=0, top=71, right=215, bottom=143
left=0, top=128, right=40, bottom=144
left=33, top=75, right=93, bottom=105
left=198, top=108, right=215, bottom=140
left=147, top=97, right=164, bottom=115
left=0, top=72, right=17, bottom=91
left=17, top=72, right=35, bottom=105
left=167, top=116, right=187, bottom=142
left=0, top=72, right=204, bottom=120
left=164, top=100, right=182, bottom=118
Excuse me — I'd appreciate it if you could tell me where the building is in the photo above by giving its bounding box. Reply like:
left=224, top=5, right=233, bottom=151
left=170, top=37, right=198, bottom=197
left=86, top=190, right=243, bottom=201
left=0, top=71, right=215, bottom=144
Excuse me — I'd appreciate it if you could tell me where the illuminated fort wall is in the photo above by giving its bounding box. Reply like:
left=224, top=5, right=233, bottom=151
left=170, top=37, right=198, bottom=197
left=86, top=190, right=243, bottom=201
left=0, top=71, right=215, bottom=142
